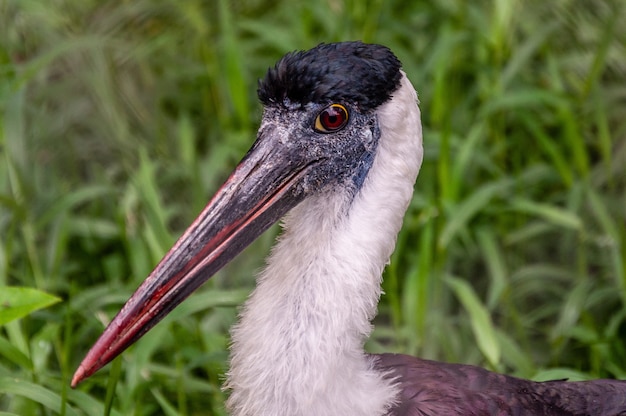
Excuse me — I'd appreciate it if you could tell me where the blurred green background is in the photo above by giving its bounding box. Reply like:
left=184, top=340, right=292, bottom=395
left=1, top=0, right=625, bottom=414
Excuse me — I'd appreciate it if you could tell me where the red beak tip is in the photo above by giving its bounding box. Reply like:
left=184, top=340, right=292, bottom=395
left=71, top=366, right=87, bottom=388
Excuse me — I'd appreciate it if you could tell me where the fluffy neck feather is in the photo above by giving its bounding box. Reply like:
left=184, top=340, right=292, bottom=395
left=226, top=73, right=423, bottom=416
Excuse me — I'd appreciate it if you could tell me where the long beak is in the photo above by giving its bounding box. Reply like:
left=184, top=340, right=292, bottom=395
left=71, top=131, right=317, bottom=387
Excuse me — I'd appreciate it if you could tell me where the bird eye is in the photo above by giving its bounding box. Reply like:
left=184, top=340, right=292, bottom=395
left=314, top=104, right=349, bottom=133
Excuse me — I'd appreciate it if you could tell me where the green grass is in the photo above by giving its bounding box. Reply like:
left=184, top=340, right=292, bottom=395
left=1, top=0, right=625, bottom=414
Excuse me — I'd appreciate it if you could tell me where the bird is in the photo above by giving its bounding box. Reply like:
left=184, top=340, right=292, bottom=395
left=72, top=42, right=626, bottom=415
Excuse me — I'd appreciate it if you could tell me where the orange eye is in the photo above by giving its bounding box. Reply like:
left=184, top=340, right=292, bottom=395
left=314, top=104, right=349, bottom=133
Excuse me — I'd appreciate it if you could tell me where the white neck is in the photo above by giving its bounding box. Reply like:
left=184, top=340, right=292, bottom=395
left=225, top=73, right=423, bottom=416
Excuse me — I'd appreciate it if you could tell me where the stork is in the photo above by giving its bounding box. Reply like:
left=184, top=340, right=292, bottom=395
left=72, top=42, right=626, bottom=415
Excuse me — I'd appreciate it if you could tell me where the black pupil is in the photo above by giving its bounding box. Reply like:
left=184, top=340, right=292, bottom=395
left=322, top=106, right=346, bottom=130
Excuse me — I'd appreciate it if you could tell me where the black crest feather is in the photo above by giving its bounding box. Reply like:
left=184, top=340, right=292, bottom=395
left=258, top=42, right=402, bottom=111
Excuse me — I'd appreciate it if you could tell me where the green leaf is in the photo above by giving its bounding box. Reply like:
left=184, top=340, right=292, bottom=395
left=476, top=228, right=508, bottom=309
left=151, top=388, right=180, bottom=416
left=0, top=287, right=61, bottom=326
left=0, top=377, right=78, bottom=416
left=446, top=276, right=501, bottom=368
left=532, top=368, right=592, bottom=382
left=0, top=335, right=32, bottom=370
left=439, top=178, right=513, bottom=248
left=510, top=198, right=583, bottom=231
left=66, top=388, right=124, bottom=416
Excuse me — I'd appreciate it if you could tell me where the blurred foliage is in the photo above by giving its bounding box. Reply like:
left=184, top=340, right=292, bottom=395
left=1, top=0, right=625, bottom=414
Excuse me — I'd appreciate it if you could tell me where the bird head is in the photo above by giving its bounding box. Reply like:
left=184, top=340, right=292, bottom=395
left=71, top=42, right=411, bottom=387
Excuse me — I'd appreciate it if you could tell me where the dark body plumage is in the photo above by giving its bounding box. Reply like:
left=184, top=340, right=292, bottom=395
left=375, top=353, right=626, bottom=416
